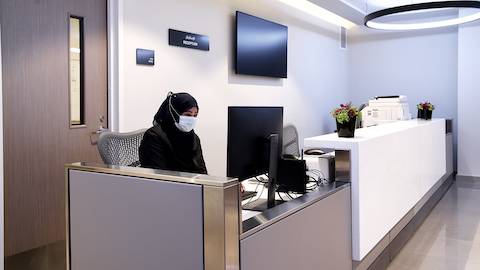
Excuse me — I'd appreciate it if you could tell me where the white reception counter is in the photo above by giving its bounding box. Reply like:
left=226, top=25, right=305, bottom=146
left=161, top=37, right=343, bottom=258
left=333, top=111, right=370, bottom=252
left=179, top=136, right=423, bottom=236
left=304, top=119, right=446, bottom=262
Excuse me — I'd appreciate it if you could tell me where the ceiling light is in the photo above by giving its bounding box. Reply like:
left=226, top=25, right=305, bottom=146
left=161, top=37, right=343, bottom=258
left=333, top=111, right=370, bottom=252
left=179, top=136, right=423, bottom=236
left=277, top=0, right=357, bottom=29
left=365, top=1, right=480, bottom=30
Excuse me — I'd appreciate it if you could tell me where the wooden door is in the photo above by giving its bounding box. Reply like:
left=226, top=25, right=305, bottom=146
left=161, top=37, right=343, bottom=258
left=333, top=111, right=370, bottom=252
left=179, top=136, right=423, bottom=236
left=0, top=0, right=108, bottom=257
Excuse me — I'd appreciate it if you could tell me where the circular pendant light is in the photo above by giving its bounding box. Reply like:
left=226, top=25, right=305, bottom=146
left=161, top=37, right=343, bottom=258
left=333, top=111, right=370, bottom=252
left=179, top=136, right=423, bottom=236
left=365, top=1, right=480, bottom=30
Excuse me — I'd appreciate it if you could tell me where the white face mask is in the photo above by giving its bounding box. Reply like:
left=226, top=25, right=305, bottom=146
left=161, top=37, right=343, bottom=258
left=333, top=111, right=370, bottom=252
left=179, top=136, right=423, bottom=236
left=169, top=94, right=198, bottom=132
left=175, top=115, right=198, bottom=133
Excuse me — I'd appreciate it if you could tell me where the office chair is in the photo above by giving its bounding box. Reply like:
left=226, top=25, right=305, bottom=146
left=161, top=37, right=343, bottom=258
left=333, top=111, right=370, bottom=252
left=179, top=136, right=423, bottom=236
left=283, top=125, right=333, bottom=184
left=97, top=129, right=147, bottom=167
left=283, top=124, right=300, bottom=157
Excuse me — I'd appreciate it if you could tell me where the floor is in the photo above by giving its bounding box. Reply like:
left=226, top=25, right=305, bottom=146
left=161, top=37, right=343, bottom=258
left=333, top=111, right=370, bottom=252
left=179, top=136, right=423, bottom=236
left=5, top=241, right=65, bottom=270
left=5, top=176, right=480, bottom=270
left=387, top=176, right=480, bottom=270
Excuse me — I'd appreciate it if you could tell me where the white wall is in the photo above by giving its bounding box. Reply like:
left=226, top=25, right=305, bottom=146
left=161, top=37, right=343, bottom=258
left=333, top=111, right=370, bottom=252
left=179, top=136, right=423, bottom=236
left=115, top=0, right=350, bottom=176
left=0, top=22, right=5, bottom=270
left=108, top=0, right=121, bottom=131
left=347, top=28, right=458, bottom=123
left=458, top=15, right=480, bottom=177
left=347, top=27, right=459, bottom=169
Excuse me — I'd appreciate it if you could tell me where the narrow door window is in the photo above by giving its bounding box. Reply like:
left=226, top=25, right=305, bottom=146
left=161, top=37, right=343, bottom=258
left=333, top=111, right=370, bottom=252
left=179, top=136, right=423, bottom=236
left=69, top=16, right=84, bottom=126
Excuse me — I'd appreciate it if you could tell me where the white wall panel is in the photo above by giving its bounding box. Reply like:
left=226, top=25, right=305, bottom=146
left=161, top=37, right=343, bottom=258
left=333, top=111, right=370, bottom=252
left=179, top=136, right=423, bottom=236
left=115, top=0, right=350, bottom=176
left=458, top=12, right=480, bottom=177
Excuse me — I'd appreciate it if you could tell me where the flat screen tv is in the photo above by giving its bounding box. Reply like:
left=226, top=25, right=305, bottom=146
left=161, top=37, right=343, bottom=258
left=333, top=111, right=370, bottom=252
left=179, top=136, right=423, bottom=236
left=235, top=11, right=288, bottom=78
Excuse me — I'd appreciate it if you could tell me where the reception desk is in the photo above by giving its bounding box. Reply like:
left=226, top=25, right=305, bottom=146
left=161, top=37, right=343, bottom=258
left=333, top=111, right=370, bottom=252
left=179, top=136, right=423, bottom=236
left=65, top=119, right=452, bottom=270
left=65, top=163, right=352, bottom=270
left=65, top=164, right=240, bottom=270
left=305, top=119, right=451, bottom=267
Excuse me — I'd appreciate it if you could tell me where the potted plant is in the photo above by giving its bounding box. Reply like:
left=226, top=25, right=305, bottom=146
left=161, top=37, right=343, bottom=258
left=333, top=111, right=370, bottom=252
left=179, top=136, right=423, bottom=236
left=331, top=103, right=360, bottom=138
left=417, top=101, right=435, bottom=120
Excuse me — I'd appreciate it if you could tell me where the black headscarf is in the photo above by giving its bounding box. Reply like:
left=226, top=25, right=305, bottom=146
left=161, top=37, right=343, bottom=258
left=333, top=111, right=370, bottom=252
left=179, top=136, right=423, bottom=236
left=153, top=92, right=199, bottom=157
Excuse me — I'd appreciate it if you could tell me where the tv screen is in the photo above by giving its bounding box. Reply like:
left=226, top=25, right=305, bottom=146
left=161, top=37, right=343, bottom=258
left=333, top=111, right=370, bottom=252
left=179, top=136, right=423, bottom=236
left=236, top=12, right=288, bottom=78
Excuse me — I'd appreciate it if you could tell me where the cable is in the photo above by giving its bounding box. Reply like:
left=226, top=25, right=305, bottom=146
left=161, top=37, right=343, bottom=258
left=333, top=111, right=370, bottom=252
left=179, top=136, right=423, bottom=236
left=254, top=176, right=268, bottom=184
left=309, top=169, right=326, bottom=179
left=248, top=184, right=264, bottom=205
left=319, top=178, right=329, bottom=185
left=307, top=169, right=331, bottom=186
left=254, top=174, right=269, bottom=184
left=244, top=179, right=264, bottom=205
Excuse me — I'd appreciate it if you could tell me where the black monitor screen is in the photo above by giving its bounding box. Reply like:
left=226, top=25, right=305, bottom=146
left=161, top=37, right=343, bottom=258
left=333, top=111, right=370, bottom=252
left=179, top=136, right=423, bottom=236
left=227, top=107, right=283, bottom=181
left=235, top=12, right=288, bottom=78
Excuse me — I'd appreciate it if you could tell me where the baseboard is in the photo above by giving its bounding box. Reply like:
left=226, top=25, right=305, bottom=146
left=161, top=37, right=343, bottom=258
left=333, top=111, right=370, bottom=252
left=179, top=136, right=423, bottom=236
left=456, top=173, right=480, bottom=178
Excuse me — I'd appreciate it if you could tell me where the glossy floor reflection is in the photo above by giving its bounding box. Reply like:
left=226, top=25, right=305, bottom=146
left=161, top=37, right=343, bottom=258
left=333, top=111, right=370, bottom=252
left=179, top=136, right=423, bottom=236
left=388, top=176, right=480, bottom=270
left=5, top=241, right=66, bottom=270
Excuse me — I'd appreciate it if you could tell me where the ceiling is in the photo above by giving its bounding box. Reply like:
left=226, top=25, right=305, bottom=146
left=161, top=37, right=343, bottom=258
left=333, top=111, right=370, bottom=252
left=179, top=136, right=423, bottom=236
left=342, top=0, right=459, bottom=14
left=307, top=0, right=467, bottom=26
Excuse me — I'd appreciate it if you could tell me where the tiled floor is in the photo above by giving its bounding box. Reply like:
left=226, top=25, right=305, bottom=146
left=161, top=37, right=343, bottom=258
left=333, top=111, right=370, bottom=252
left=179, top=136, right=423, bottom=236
left=6, top=176, right=480, bottom=270
left=388, top=176, right=480, bottom=270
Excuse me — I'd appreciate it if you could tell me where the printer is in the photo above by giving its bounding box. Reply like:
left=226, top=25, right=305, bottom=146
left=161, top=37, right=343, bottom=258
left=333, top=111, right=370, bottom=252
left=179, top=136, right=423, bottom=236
left=361, top=95, right=412, bottom=127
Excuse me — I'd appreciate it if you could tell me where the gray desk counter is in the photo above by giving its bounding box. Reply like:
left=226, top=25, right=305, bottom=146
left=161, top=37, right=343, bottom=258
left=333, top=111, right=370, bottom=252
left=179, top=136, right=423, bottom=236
left=240, top=182, right=352, bottom=270
left=66, top=163, right=352, bottom=270
left=242, top=181, right=350, bottom=238
left=66, top=163, right=239, bottom=270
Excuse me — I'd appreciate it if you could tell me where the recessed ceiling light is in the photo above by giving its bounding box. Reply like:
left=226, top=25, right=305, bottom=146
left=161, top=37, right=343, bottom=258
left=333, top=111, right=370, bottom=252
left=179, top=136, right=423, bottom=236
left=277, top=0, right=357, bottom=29
left=365, top=1, right=480, bottom=30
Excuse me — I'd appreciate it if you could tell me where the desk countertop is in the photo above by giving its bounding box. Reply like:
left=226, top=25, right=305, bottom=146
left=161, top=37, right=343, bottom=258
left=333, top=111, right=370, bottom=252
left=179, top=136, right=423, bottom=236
left=241, top=182, right=350, bottom=240
left=66, top=162, right=237, bottom=187
left=305, top=119, right=444, bottom=148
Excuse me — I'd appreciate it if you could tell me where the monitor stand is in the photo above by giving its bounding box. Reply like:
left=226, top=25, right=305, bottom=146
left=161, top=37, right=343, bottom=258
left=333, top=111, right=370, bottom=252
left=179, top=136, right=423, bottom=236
left=242, top=134, right=281, bottom=212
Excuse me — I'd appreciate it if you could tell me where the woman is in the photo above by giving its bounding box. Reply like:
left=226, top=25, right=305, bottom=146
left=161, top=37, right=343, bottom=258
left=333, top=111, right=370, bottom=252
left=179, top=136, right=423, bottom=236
left=139, top=92, right=207, bottom=174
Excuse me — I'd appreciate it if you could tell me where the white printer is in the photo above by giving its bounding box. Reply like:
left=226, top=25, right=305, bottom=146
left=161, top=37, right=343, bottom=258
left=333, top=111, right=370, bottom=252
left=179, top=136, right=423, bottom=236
left=361, top=95, right=412, bottom=127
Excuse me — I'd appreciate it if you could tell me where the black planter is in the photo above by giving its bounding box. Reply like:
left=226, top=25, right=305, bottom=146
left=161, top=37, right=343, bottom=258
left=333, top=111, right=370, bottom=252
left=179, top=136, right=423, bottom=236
left=336, top=116, right=357, bottom=138
left=417, top=109, right=433, bottom=120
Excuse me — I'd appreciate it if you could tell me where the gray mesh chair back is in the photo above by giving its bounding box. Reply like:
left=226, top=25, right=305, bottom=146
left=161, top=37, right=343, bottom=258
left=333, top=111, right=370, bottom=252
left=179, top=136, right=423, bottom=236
left=97, top=129, right=147, bottom=167
left=283, top=124, right=300, bottom=157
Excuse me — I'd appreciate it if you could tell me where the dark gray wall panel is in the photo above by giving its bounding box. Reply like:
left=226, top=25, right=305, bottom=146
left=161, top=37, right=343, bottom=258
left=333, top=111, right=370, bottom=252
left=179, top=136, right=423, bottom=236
left=240, top=187, right=352, bottom=270
left=68, top=170, right=204, bottom=270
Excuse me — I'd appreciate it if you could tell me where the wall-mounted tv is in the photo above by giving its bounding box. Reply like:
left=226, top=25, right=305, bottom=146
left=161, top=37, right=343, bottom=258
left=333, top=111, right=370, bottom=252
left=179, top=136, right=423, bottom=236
left=235, top=11, right=288, bottom=78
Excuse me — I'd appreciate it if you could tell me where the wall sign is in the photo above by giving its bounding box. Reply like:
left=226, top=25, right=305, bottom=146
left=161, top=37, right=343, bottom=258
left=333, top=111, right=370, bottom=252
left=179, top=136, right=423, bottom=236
left=136, top=49, right=155, bottom=65
left=168, top=29, right=209, bottom=51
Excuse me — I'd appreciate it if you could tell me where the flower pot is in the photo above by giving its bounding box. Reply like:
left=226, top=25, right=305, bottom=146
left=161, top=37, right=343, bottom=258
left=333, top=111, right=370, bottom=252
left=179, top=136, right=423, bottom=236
left=336, top=116, right=357, bottom=138
left=417, top=109, right=432, bottom=120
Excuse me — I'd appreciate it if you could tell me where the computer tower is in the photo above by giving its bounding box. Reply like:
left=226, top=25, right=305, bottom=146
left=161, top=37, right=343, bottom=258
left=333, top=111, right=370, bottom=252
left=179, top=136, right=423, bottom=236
left=277, top=158, right=308, bottom=194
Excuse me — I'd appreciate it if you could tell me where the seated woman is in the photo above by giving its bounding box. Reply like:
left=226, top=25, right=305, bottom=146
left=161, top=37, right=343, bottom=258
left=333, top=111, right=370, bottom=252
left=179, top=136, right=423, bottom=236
left=139, top=92, right=207, bottom=174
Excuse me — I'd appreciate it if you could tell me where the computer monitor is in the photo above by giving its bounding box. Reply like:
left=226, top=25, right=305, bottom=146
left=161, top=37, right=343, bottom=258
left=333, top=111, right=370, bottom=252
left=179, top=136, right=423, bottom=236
left=227, top=106, right=283, bottom=211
